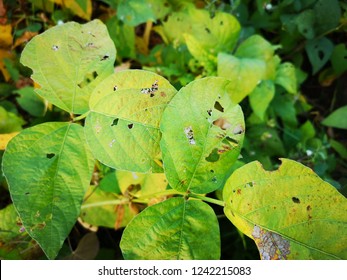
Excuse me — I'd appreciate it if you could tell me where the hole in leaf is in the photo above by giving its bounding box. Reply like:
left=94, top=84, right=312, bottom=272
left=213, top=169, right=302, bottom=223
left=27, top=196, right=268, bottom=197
left=25, top=192, right=30, bottom=195
left=306, top=205, right=312, bottom=211
left=111, top=118, right=119, bottom=126
left=292, top=197, right=300, bottom=204
left=52, top=45, right=59, bottom=51
left=128, top=123, right=134, bottom=129
left=225, top=136, right=238, bottom=145
left=210, top=169, right=214, bottom=173
left=213, top=118, right=231, bottom=130
left=214, top=101, right=224, bottom=112
left=113, top=85, right=118, bottom=91
left=46, top=153, right=55, bottom=159
left=232, top=124, right=244, bottom=135
left=184, top=126, right=196, bottom=145
left=207, top=109, right=212, bottom=116
left=205, top=148, right=220, bottom=162
left=205, top=27, right=211, bottom=33
left=318, top=50, right=324, bottom=60
left=101, top=54, right=110, bottom=61
left=212, top=177, right=217, bottom=183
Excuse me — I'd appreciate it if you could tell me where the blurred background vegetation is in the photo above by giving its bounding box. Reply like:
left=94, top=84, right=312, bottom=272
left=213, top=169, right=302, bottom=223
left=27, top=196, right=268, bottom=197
left=0, top=0, right=346, bottom=259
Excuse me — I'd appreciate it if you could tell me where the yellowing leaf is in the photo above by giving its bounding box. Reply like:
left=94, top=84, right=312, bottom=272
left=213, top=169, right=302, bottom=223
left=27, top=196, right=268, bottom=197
left=0, top=49, right=13, bottom=81
left=223, top=159, right=347, bottom=259
left=0, top=132, right=19, bottom=150
left=0, top=24, right=12, bottom=48
left=49, top=0, right=92, bottom=20
left=12, top=31, right=38, bottom=49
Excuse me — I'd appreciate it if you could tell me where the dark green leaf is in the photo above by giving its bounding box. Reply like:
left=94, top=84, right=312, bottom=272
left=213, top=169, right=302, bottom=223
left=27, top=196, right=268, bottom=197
left=2, top=122, right=95, bottom=259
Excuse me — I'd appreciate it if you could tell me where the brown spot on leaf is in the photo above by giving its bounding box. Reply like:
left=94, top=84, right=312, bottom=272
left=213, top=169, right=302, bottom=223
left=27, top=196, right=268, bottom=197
left=252, top=225, right=290, bottom=260
left=306, top=205, right=312, bottom=211
left=213, top=118, right=231, bottom=130
left=237, top=189, right=241, bottom=195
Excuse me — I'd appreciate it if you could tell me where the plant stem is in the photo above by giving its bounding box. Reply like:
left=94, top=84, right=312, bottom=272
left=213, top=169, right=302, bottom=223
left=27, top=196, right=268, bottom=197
left=73, top=111, right=90, bottom=122
left=81, top=198, right=128, bottom=209
left=188, top=193, right=225, bottom=207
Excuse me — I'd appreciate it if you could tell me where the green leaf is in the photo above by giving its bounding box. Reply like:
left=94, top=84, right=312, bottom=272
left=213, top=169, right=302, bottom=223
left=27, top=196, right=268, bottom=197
left=80, top=186, right=136, bottom=229
left=14, top=86, right=46, bottom=117
left=322, top=106, right=347, bottom=129
left=218, top=53, right=266, bottom=103
left=0, top=204, right=21, bottom=243
left=223, top=159, right=347, bottom=259
left=306, top=37, right=334, bottom=74
left=235, top=35, right=275, bottom=62
left=98, top=172, right=121, bottom=193
left=106, top=16, right=136, bottom=59
left=85, top=70, right=177, bottom=173
left=2, top=122, right=95, bottom=259
left=249, top=80, right=275, bottom=121
left=120, top=197, right=220, bottom=259
left=295, top=9, right=315, bottom=39
left=329, top=139, right=347, bottom=160
left=331, top=44, right=347, bottom=76
left=117, top=0, right=171, bottom=26
left=0, top=106, right=25, bottom=133
left=160, top=77, right=245, bottom=194
left=313, top=0, right=341, bottom=35
left=20, top=20, right=116, bottom=114
left=275, top=62, right=297, bottom=94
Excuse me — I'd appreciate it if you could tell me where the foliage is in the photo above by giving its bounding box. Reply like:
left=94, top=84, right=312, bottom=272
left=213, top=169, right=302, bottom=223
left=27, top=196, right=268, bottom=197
left=0, top=0, right=347, bottom=260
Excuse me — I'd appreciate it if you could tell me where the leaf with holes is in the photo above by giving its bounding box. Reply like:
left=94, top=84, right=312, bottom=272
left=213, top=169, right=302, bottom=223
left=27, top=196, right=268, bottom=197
left=223, top=159, right=347, bottom=259
left=20, top=20, right=116, bottom=114
left=160, top=77, right=245, bottom=194
left=2, top=122, right=95, bottom=259
left=120, top=197, right=220, bottom=259
left=306, top=37, right=334, bottom=75
left=85, top=70, right=177, bottom=173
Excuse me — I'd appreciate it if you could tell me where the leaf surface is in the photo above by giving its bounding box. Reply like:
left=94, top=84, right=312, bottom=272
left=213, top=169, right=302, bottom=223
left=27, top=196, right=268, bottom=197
left=160, top=77, right=245, bottom=194
left=120, top=197, right=220, bottom=259
left=2, top=122, right=95, bottom=259
left=223, top=159, right=347, bottom=259
left=20, top=20, right=116, bottom=114
left=322, top=106, right=347, bottom=129
left=80, top=186, right=136, bottom=230
left=85, top=70, right=177, bottom=173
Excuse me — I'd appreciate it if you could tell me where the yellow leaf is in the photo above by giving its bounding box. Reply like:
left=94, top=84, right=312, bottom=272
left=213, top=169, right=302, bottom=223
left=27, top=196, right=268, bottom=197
left=49, top=0, right=92, bottom=20
left=12, top=31, right=38, bottom=49
left=0, top=132, right=19, bottom=150
left=0, top=48, right=13, bottom=81
left=0, top=24, right=12, bottom=48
